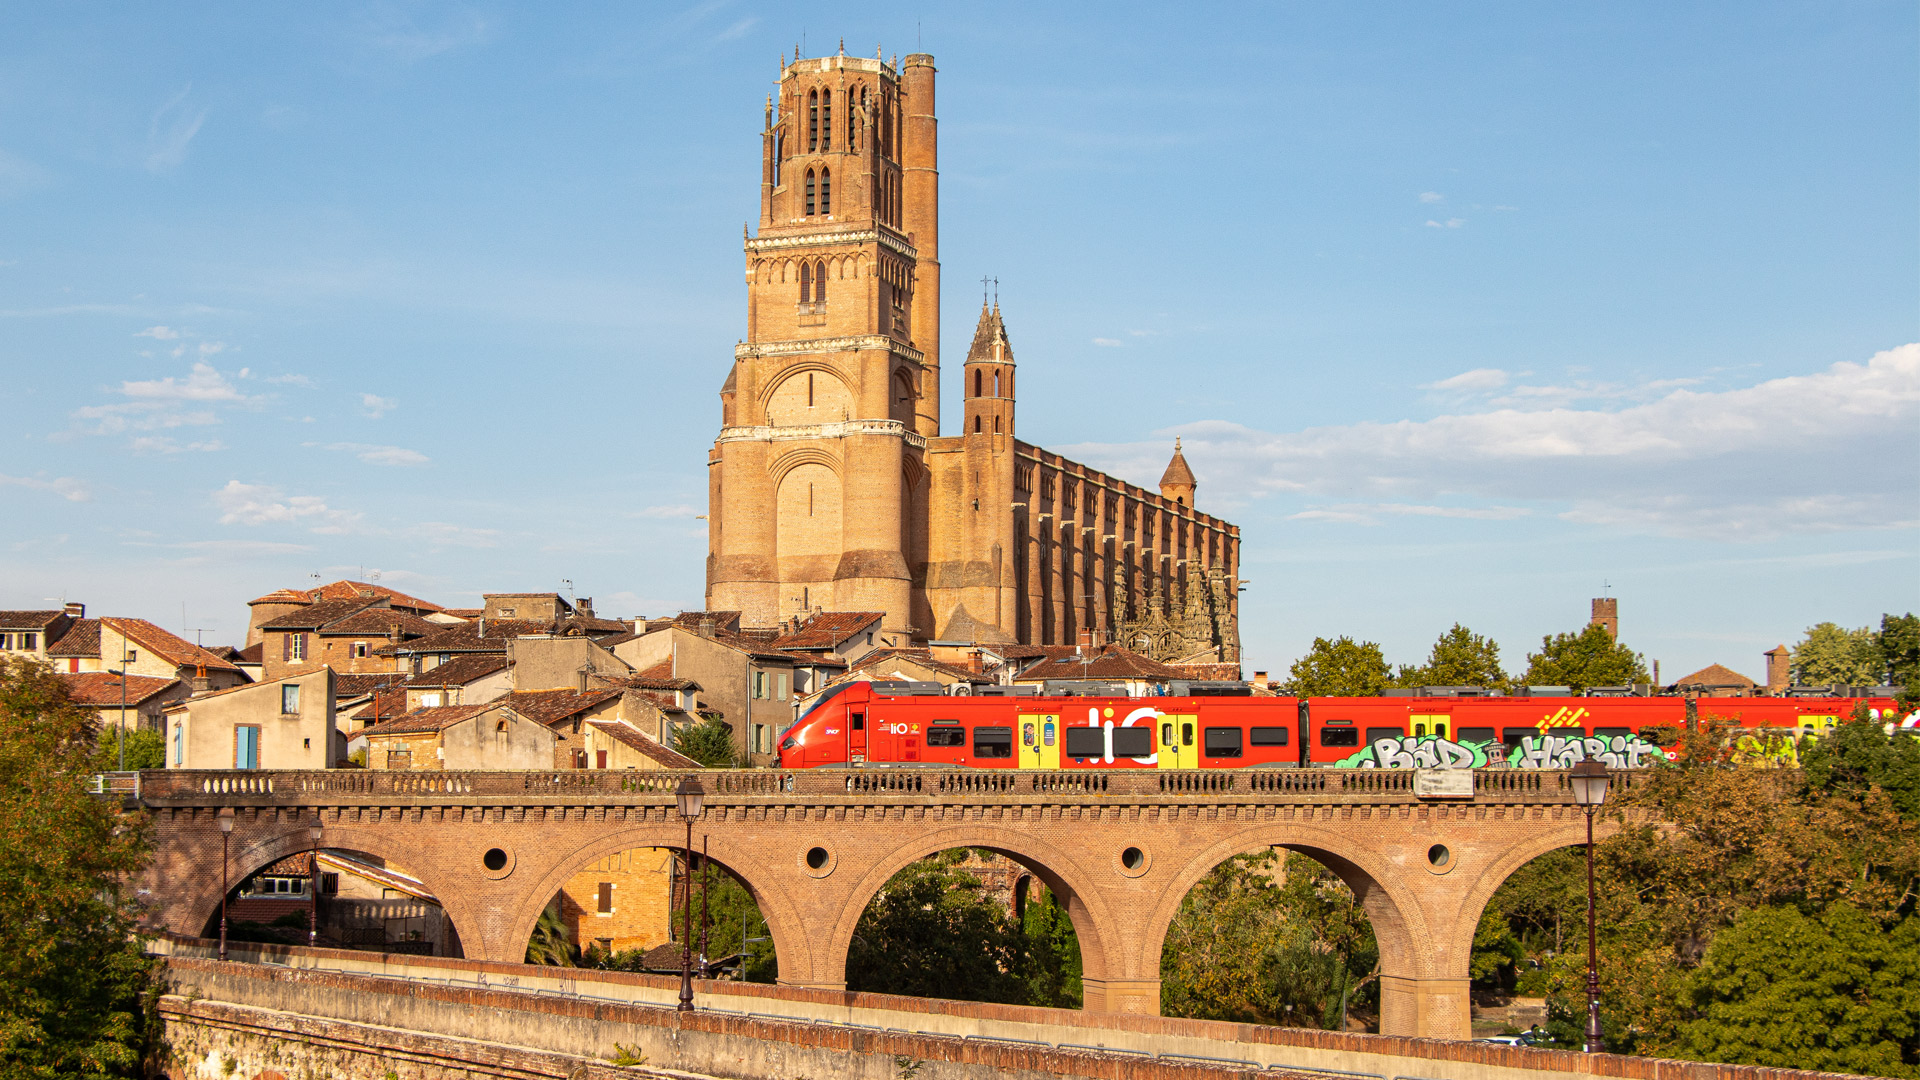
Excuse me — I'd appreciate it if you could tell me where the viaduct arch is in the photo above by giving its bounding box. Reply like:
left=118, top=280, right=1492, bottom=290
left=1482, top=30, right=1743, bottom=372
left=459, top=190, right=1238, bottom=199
left=136, top=768, right=1646, bottom=1040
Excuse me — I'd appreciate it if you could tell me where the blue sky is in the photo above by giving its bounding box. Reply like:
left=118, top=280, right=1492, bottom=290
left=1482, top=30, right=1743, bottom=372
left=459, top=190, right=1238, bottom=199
left=2, top=3, right=1915, bottom=683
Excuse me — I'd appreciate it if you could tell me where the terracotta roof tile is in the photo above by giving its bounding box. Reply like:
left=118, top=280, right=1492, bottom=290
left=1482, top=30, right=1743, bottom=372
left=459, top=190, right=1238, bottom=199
left=247, top=588, right=315, bottom=606
left=47, top=618, right=101, bottom=658
left=58, top=672, right=180, bottom=707
left=359, top=703, right=494, bottom=737
left=1014, top=645, right=1181, bottom=682
left=309, top=580, right=442, bottom=612
left=401, top=654, right=510, bottom=687
left=377, top=619, right=545, bottom=656
left=584, top=720, right=702, bottom=769
left=503, top=688, right=624, bottom=726
left=1675, top=663, right=1756, bottom=688
left=334, top=672, right=408, bottom=699
left=769, top=611, right=884, bottom=651
left=101, top=617, right=241, bottom=673
left=319, top=609, right=442, bottom=637
left=351, top=688, right=410, bottom=723
left=847, top=648, right=990, bottom=683
left=234, top=642, right=263, bottom=665
left=1170, top=663, right=1242, bottom=681
left=0, top=610, right=65, bottom=630
left=257, top=597, right=384, bottom=631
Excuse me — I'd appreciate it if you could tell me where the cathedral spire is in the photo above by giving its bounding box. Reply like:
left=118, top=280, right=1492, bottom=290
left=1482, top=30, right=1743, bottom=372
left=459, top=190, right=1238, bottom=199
left=1159, top=438, right=1196, bottom=507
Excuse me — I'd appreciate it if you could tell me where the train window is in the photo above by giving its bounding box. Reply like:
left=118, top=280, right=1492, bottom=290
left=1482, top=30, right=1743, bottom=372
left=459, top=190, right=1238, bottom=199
left=1365, top=727, right=1404, bottom=745
left=1161, top=722, right=1173, bottom=745
left=1502, top=728, right=1536, bottom=748
left=1250, top=726, right=1289, bottom=747
left=1548, top=727, right=1585, bottom=739
left=1320, top=728, right=1360, bottom=748
left=973, top=726, right=1013, bottom=758
left=1458, top=727, right=1495, bottom=745
left=926, top=729, right=965, bottom=747
left=1113, top=726, right=1153, bottom=757
left=1182, top=723, right=1194, bottom=747
left=1204, top=727, right=1243, bottom=757
left=1593, top=727, right=1631, bottom=739
left=1064, top=727, right=1105, bottom=758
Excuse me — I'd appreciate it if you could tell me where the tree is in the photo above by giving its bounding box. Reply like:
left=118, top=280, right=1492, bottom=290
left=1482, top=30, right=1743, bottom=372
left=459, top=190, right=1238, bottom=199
left=1280, top=637, right=1392, bottom=697
left=1682, top=904, right=1920, bottom=1077
left=671, top=717, right=740, bottom=767
left=1521, top=623, right=1649, bottom=692
left=1021, top=884, right=1082, bottom=1008
left=0, top=657, right=158, bottom=1079
left=88, top=728, right=164, bottom=773
left=846, top=851, right=1031, bottom=1004
left=524, top=905, right=575, bottom=966
left=1396, top=623, right=1508, bottom=691
left=1873, top=612, right=1920, bottom=690
left=1802, top=707, right=1920, bottom=820
left=1791, top=622, right=1880, bottom=686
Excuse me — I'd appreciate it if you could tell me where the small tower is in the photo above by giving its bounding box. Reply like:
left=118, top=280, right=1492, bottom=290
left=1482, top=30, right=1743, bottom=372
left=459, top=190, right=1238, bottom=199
left=962, top=300, right=1014, bottom=438
left=1159, top=438, right=1196, bottom=507
left=1590, top=597, right=1619, bottom=639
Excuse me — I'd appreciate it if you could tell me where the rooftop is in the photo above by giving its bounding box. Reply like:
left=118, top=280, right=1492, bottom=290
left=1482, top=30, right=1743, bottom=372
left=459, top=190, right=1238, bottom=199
left=102, top=617, right=241, bottom=673
left=58, top=672, right=179, bottom=707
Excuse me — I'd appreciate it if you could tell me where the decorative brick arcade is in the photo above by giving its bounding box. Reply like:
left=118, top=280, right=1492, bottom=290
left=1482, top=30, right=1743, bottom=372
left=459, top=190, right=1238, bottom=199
left=137, top=768, right=1643, bottom=1040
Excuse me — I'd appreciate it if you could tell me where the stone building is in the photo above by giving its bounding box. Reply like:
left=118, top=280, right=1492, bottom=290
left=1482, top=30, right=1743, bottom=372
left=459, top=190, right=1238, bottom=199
left=705, top=48, right=1240, bottom=664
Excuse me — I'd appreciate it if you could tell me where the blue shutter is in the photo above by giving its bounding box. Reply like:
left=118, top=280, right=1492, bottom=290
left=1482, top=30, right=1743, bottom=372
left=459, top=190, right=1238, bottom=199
left=236, top=726, right=258, bottom=770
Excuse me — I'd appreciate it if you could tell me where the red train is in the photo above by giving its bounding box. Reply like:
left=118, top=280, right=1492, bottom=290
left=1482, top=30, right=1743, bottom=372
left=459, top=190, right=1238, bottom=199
left=776, top=681, right=1909, bottom=771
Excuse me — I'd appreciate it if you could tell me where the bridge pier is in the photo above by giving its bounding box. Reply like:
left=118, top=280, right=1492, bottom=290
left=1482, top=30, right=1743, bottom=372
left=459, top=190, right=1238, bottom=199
left=1079, top=977, right=1161, bottom=1015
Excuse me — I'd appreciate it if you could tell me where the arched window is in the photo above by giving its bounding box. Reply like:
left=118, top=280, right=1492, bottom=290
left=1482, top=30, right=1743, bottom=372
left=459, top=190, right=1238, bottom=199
left=819, top=168, right=831, bottom=214
left=974, top=416, right=982, bottom=434
left=993, top=416, right=1001, bottom=434
left=852, top=88, right=864, bottom=150
left=820, top=91, right=832, bottom=151
left=814, top=260, right=827, bottom=303
left=772, top=131, right=783, bottom=187
left=974, top=369, right=983, bottom=397
left=805, top=169, right=816, bottom=215
left=807, top=90, right=819, bottom=152
left=799, top=261, right=812, bottom=303
left=993, top=369, right=1001, bottom=397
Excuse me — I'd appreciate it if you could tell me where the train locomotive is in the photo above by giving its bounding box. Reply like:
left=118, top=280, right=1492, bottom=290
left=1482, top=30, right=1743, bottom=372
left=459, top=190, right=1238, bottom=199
left=776, top=680, right=1909, bottom=772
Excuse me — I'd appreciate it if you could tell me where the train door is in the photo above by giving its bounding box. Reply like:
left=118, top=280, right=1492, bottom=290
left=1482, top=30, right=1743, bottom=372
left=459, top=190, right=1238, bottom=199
left=1410, top=713, right=1449, bottom=741
left=1018, top=713, right=1061, bottom=769
left=1156, top=714, right=1198, bottom=770
left=849, top=710, right=867, bottom=763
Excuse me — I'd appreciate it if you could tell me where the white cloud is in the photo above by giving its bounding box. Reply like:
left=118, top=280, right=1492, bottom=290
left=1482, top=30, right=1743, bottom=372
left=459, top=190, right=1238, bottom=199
left=714, top=17, right=758, bottom=41
left=146, top=85, right=206, bottom=172
left=360, top=392, right=398, bottom=418
left=0, top=473, right=90, bottom=502
left=130, top=436, right=225, bottom=454
left=134, top=325, right=180, bottom=340
left=119, top=362, right=246, bottom=402
left=1092, top=337, right=1124, bottom=347
left=1425, top=218, right=1466, bottom=229
left=72, top=361, right=258, bottom=436
left=1424, top=368, right=1508, bottom=392
left=1061, top=343, right=1920, bottom=540
left=1418, top=191, right=1444, bottom=203
left=213, top=480, right=361, bottom=533
left=312, top=442, right=429, bottom=467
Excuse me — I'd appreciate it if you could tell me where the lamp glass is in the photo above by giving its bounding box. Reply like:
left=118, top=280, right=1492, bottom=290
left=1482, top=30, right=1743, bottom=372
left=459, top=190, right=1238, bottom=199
left=675, top=778, right=705, bottom=821
left=218, top=810, right=234, bottom=833
left=1569, top=761, right=1610, bottom=806
left=309, top=824, right=324, bottom=843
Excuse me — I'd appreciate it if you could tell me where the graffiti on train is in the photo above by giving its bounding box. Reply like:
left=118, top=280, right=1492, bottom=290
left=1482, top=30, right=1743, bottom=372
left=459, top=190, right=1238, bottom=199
left=1334, top=731, right=1671, bottom=770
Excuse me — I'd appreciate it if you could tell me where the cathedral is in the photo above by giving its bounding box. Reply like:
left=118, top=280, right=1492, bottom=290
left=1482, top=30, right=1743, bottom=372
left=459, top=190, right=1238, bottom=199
left=706, top=47, right=1241, bottom=663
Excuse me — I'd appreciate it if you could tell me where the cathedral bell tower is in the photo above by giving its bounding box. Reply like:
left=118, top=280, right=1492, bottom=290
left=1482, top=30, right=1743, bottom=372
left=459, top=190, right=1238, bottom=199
left=708, top=46, right=941, bottom=634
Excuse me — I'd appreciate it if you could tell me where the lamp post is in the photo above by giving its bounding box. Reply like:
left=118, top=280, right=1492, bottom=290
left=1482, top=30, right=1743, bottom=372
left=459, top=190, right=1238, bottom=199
left=700, top=835, right=711, bottom=978
left=1568, top=760, right=1611, bottom=1054
left=108, top=666, right=128, bottom=770
left=307, top=821, right=324, bottom=948
left=674, top=776, right=706, bottom=1012
left=217, top=808, right=234, bottom=961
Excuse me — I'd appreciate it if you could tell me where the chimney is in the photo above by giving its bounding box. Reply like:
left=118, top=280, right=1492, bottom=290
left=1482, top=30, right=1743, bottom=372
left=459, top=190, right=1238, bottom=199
left=1590, top=597, right=1619, bottom=639
left=575, top=668, right=589, bottom=693
left=388, top=623, right=401, bottom=643
left=1253, top=671, right=1269, bottom=691
left=967, top=650, right=983, bottom=674
left=698, top=617, right=715, bottom=638
left=577, top=597, right=594, bottom=617
left=1077, top=627, right=1094, bottom=648
left=191, top=664, right=210, bottom=693
left=63, top=601, right=84, bottom=618
left=1765, top=645, right=1791, bottom=695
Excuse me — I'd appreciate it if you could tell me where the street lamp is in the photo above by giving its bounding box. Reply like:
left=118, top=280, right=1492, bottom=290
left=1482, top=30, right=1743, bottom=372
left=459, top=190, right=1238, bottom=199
left=1568, top=759, right=1610, bottom=1054
left=217, top=808, right=235, bottom=962
left=307, top=821, right=324, bottom=948
left=108, top=667, right=129, bottom=771
left=674, top=776, right=706, bottom=1013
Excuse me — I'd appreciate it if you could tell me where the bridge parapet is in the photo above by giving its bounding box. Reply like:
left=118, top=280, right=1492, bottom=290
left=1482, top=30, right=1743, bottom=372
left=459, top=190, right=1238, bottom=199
left=137, top=766, right=1650, bottom=806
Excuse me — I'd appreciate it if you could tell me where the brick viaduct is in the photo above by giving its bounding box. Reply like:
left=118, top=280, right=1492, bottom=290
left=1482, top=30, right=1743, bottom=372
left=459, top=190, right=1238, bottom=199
left=136, top=767, right=1647, bottom=1041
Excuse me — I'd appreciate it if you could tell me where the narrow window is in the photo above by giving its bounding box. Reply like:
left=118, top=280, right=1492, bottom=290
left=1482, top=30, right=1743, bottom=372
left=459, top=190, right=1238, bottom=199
left=994, top=369, right=1001, bottom=396
left=772, top=132, right=783, bottom=187
left=799, top=260, right=812, bottom=302
left=814, top=260, right=828, bottom=303
left=819, top=168, right=831, bottom=214
left=281, top=684, right=300, bottom=714
left=597, top=882, right=613, bottom=913
left=804, top=169, right=815, bottom=215
left=974, top=369, right=982, bottom=397
left=820, top=91, right=832, bottom=151
left=807, top=371, right=815, bottom=406
left=974, top=416, right=982, bottom=434
left=993, top=416, right=1001, bottom=434
left=808, top=481, right=814, bottom=516
left=850, top=88, right=861, bottom=149
left=807, top=90, right=818, bottom=151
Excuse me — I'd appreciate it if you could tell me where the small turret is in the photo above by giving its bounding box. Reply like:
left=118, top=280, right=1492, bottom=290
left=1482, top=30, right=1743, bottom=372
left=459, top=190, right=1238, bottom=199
left=1159, top=438, right=1196, bottom=507
left=962, top=299, right=1014, bottom=438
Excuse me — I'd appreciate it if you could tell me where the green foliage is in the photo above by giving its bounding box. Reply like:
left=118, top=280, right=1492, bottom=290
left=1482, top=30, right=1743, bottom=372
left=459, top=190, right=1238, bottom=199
left=1791, top=621, right=1881, bottom=686
left=1683, top=904, right=1920, bottom=1076
left=664, top=858, right=777, bottom=983
left=1874, top=613, right=1920, bottom=690
left=525, top=905, right=575, bottom=966
left=1160, top=851, right=1377, bottom=1029
left=347, top=747, right=368, bottom=768
left=608, top=1043, right=648, bottom=1066
left=88, top=727, right=165, bottom=772
left=0, top=657, right=160, bottom=1079
left=1021, top=884, right=1082, bottom=1008
left=671, top=718, right=740, bottom=768
left=1281, top=637, right=1392, bottom=697
left=1521, top=623, right=1649, bottom=693
left=1395, top=623, right=1509, bottom=691
left=846, top=851, right=1032, bottom=1004
left=1802, top=707, right=1920, bottom=820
